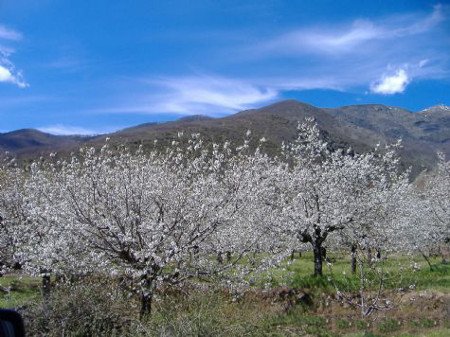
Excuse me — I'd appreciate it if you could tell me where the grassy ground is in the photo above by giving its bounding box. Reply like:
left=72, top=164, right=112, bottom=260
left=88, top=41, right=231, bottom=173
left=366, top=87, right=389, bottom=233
left=0, top=274, right=40, bottom=308
left=267, top=252, right=450, bottom=293
left=1, top=253, right=448, bottom=336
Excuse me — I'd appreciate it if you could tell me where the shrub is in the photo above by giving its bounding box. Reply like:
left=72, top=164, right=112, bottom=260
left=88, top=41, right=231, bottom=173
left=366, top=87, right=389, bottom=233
left=22, top=279, right=146, bottom=337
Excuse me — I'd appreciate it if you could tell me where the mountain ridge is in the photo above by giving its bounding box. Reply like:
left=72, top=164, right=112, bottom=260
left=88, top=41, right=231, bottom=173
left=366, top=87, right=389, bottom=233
left=2, top=100, right=449, bottom=176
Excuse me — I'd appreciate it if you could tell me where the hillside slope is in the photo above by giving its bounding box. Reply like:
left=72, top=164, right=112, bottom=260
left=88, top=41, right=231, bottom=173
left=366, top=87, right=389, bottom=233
left=0, top=129, right=88, bottom=157
left=3, top=101, right=450, bottom=175
left=103, top=100, right=449, bottom=175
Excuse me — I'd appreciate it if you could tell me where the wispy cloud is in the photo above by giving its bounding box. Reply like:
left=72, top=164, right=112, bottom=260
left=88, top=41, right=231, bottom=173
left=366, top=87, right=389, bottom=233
left=94, top=75, right=279, bottom=115
left=258, top=4, right=445, bottom=56
left=89, top=5, right=449, bottom=116
left=151, top=75, right=278, bottom=113
left=43, top=43, right=91, bottom=73
left=261, top=20, right=381, bottom=55
left=0, top=25, right=22, bottom=41
left=38, top=124, right=119, bottom=136
left=0, top=24, right=27, bottom=88
left=245, top=4, right=448, bottom=96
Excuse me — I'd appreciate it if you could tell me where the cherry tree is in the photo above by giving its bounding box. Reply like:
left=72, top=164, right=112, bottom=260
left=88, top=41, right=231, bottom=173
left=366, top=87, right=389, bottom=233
left=277, top=119, right=410, bottom=276
left=339, top=142, right=411, bottom=271
left=204, top=134, right=293, bottom=286
left=426, top=152, right=450, bottom=260
left=21, top=156, right=101, bottom=299
left=401, top=152, right=450, bottom=267
left=0, top=157, right=28, bottom=275
left=29, top=135, right=286, bottom=318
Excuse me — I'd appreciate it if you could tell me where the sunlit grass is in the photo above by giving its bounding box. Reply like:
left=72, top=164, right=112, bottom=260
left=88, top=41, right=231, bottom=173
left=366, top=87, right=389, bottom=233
left=264, top=252, right=450, bottom=293
left=0, top=274, right=40, bottom=308
left=0, top=253, right=448, bottom=336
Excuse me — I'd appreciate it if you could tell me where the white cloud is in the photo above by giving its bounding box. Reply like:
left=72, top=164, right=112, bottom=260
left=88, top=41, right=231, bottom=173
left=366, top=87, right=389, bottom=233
left=155, top=75, right=278, bottom=113
left=0, top=25, right=22, bottom=41
left=399, top=4, right=445, bottom=35
left=418, top=59, right=429, bottom=68
left=238, top=5, right=448, bottom=96
left=264, top=20, right=381, bottom=55
left=89, top=5, right=448, bottom=116
left=0, top=24, right=27, bottom=88
left=0, top=64, right=27, bottom=88
left=259, top=5, right=445, bottom=56
left=95, top=75, right=279, bottom=115
left=38, top=125, right=117, bottom=136
left=370, top=68, right=410, bottom=95
left=0, top=65, right=13, bottom=81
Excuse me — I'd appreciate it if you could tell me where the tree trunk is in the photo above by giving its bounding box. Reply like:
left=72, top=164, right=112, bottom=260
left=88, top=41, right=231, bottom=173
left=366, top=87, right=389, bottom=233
left=420, top=249, right=434, bottom=271
left=321, top=247, right=327, bottom=261
left=376, top=248, right=381, bottom=259
left=217, top=252, right=223, bottom=264
left=41, top=272, right=51, bottom=324
left=42, top=273, right=51, bottom=301
left=351, top=244, right=357, bottom=274
left=140, top=291, right=153, bottom=319
left=226, top=251, right=232, bottom=262
left=313, top=243, right=323, bottom=276
left=139, top=271, right=155, bottom=319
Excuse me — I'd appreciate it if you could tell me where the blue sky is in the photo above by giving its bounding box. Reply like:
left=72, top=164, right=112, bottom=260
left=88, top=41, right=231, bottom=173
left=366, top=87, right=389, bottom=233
left=0, top=1, right=449, bottom=134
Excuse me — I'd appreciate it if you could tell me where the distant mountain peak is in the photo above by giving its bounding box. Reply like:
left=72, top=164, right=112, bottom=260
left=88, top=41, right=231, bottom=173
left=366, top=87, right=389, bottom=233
left=421, top=104, right=450, bottom=113
left=2, top=100, right=449, bottom=178
left=261, top=99, right=315, bottom=110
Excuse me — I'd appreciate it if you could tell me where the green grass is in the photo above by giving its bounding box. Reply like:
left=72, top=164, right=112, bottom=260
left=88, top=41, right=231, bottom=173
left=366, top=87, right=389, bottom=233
left=0, top=274, right=40, bottom=308
left=266, top=307, right=338, bottom=337
left=266, top=252, right=449, bottom=294
left=0, top=253, right=448, bottom=336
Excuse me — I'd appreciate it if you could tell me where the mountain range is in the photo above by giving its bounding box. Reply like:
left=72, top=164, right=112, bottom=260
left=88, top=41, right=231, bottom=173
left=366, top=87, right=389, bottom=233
left=1, top=100, right=449, bottom=176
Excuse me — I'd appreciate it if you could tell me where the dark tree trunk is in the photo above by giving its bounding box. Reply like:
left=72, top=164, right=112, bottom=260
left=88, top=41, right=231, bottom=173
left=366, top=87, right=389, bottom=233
left=313, top=243, right=323, bottom=277
left=376, top=248, right=381, bottom=259
left=140, top=291, right=153, bottom=319
left=139, top=268, right=157, bottom=319
left=321, top=247, right=327, bottom=261
left=217, top=252, right=223, bottom=264
left=351, top=244, right=357, bottom=274
left=42, top=273, right=51, bottom=301
left=41, top=272, right=52, bottom=324
left=139, top=273, right=155, bottom=319
left=299, top=225, right=334, bottom=277
left=420, top=250, right=434, bottom=271
left=226, top=251, right=232, bottom=262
